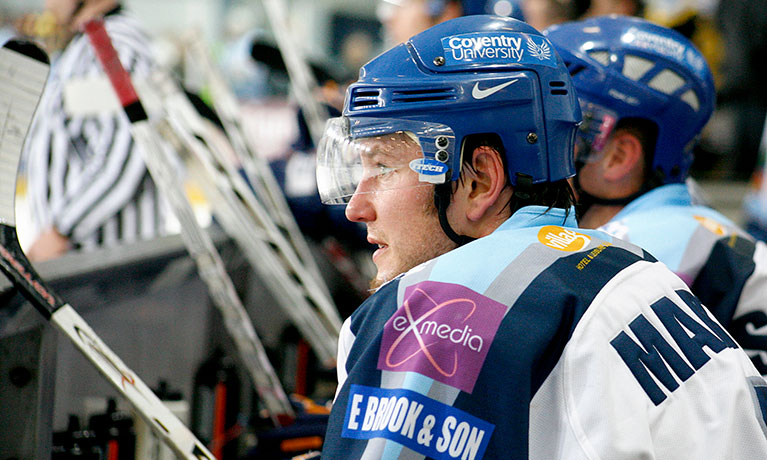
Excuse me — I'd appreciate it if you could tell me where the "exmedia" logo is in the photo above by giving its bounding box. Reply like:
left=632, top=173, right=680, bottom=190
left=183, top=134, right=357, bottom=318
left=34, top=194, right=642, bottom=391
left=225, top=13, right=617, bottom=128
left=391, top=315, right=485, bottom=352
left=378, top=281, right=506, bottom=393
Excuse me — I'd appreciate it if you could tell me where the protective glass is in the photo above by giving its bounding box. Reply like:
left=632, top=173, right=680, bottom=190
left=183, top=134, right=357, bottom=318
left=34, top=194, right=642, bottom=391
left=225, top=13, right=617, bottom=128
left=316, top=117, right=456, bottom=204
left=575, top=101, right=618, bottom=165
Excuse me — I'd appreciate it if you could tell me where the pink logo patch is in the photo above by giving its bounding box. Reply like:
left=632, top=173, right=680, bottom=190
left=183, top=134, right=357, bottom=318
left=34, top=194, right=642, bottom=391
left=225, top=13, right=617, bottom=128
left=378, top=281, right=507, bottom=393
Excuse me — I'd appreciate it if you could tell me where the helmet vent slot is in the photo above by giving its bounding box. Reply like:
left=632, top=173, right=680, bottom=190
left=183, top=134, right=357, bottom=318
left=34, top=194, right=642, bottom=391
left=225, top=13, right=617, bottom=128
left=622, top=55, right=654, bottom=81
left=549, top=81, right=567, bottom=95
left=588, top=50, right=610, bottom=66
left=349, top=88, right=382, bottom=108
left=648, top=69, right=685, bottom=95
left=680, top=89, right=700, bottom=111
left=391, top=87, right=456, bottom=103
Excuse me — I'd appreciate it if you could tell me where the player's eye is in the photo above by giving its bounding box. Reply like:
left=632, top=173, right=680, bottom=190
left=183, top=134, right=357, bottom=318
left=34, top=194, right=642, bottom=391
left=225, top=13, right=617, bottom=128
left=376, top=163, right=396, bottom=177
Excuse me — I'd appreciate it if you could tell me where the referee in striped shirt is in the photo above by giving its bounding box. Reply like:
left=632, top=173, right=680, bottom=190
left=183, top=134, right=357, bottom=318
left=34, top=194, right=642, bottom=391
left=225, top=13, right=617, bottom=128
left=24, top=0, right=167, bottom=261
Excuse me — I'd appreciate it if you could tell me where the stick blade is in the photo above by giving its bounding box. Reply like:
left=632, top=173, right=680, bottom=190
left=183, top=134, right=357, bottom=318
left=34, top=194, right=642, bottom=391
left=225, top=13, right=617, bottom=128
left=0, top=39, right=50, bottom=227
left=3, top=39, right=50, bottom=65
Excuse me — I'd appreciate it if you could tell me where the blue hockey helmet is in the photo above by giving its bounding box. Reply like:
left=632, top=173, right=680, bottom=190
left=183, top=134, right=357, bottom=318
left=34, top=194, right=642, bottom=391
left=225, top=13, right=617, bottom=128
left=544, top=15, right=715, bottom=184
left=316, top=14, right=581, bottom=205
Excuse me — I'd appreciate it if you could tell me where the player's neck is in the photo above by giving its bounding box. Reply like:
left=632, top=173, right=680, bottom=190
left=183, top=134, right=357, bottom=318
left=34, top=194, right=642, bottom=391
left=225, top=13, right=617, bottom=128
left=578, top=203, right=625, bottom=230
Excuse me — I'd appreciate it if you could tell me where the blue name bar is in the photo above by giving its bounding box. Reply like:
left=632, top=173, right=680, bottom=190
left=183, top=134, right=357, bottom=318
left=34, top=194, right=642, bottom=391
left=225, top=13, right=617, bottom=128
left=342, top=384, right=495, bottom=460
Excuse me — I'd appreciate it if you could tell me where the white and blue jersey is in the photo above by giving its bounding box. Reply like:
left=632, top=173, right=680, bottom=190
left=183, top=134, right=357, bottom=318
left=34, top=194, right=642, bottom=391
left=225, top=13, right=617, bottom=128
left=599, top=183, right=767, bottom=375
left=323, top=206, right=767, bottom=459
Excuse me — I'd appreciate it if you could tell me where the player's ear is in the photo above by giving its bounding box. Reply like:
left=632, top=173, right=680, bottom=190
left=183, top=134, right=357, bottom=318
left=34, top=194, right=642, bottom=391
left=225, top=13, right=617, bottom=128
left=603, top=130, right=644, bottom=183
left=460, top=145, right=508, bottom=222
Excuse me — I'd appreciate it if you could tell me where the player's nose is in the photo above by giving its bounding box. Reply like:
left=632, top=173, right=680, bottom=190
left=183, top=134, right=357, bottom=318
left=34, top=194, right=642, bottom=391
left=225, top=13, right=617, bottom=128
left=345, top=188, right=375, bottom=223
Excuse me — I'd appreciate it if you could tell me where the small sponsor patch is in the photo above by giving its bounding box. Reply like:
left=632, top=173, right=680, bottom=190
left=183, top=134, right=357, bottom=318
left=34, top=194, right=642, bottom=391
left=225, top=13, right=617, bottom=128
left=621, top=27, right=706, bottom=76
left=342, top=385, right=494, bottom=460
left=378, top=281, right=506, bottom=393
left=693, top=215, right=727, bottom=236
left=441, top=32, right=557, bottom=68
left=410, top=158, right=448, bottom=176
left=575, top=243, right=612, bottom=270
left=538, top=226, right=591, bottom=251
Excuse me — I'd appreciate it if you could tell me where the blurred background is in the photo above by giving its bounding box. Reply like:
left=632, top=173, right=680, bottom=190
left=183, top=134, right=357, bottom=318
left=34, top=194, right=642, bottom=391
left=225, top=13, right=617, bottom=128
left=2, top=0, right=764, bottom=227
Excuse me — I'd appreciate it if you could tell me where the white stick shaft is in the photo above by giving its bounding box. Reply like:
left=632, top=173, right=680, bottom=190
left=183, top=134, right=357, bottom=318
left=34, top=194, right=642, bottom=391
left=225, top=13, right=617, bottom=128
left=259, top=0, right=328, bottom=144
left=134, top=119, right=296, bottom=422
left=0, top=38, right=214, bottom=459
left=185, top=36, right=330, bottom=291
left=152, top=73, right=341, bottom=360
left=83, top=18, right=295, bottom=424
left=52, top=305, right=215, bottom=459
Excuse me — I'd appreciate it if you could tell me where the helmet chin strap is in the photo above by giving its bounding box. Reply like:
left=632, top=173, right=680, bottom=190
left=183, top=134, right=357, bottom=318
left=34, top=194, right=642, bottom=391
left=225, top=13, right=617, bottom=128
left=574, top=186, right=644, bottom=220
left=434, top=183, right=475, bottom=247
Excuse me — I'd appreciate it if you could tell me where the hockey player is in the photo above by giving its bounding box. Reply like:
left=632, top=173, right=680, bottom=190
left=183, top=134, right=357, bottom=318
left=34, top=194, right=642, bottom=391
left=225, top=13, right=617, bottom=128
left=546, top=15, right=767, bottom=375
left=317, top=14, right=767, bottom=460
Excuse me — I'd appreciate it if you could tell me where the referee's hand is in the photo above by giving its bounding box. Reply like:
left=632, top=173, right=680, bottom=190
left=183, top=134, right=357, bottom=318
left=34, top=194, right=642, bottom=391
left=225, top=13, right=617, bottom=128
left=27, top=226, right=70, bottom=262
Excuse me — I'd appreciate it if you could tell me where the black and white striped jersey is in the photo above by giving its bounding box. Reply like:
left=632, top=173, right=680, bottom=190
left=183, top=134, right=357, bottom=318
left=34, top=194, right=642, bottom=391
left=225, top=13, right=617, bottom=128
left=23, top=9, right=167, bottom=251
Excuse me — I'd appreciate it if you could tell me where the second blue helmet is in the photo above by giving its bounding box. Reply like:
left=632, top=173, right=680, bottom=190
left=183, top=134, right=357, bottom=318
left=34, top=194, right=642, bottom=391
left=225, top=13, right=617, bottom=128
left=545, top=15, right=715, bottom=184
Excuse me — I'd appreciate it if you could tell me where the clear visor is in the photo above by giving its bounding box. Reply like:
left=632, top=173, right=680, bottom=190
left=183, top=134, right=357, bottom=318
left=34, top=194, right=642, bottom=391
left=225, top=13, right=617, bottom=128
left=316, top=117, right=456, bottom=204
left=575, top=101, right=618, bottom=165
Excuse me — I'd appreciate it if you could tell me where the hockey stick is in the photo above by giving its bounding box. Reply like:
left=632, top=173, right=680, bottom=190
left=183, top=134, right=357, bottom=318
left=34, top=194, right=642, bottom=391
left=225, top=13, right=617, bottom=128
left=183, top=35, right=330, bottom=293
left=54, top=56, right=341, bottom=363
left=182, top=39, right=372, bottom=301
left=145, top=71, right=340, bottom=364
left=258, top=0, right=329, bottom=146
left=0, top=39, right=215, bottom=460
left=82, top=19, right=295, bottom=425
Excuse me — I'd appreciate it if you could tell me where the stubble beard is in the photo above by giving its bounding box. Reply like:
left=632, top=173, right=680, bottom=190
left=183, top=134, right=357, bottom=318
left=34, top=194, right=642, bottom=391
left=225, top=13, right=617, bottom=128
left=368, top=198, right=457, bottom=291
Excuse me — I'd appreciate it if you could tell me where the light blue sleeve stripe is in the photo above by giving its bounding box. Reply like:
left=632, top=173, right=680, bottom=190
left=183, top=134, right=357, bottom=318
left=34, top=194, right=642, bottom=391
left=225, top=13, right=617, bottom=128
left=377, top=371, right=435, bottom=458
left=428, top=228, right=534, bottom=293
left=402, top=371, right=435, bottom=395
left=381, top=440, right=404, bottom=459
left=621, top=212, right=699, bottom=272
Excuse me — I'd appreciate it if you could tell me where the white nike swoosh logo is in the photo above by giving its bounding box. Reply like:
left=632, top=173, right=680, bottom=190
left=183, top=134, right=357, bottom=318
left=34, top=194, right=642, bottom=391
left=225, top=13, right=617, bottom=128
left=471, top=79, right=519, bottom=99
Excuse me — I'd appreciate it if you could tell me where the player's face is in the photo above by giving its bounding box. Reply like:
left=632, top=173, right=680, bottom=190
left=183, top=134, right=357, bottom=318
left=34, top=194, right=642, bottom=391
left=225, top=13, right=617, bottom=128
left=574, top=136, right=612, bottom=198
left=345, top=133, right=457, bottom=289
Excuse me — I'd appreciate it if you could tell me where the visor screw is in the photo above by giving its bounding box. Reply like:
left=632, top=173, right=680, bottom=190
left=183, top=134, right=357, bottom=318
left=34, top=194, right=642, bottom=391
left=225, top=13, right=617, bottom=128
left=526, top=132, right=538, bottom=144
left=433, top=56, right=445, bottom=66
left=435, top=136, right=449, bottom=149
left=435, top=150, right=449, bottom=163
